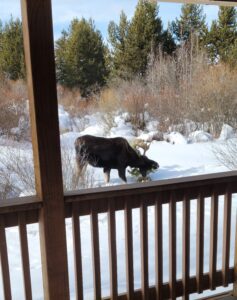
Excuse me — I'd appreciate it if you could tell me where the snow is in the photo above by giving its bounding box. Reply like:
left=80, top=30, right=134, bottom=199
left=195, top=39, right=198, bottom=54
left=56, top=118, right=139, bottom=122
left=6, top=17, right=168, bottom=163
left=58, top=105, right=73, bottom=132
left=164, top=131, right=187, bottom=145
left=219, top=124, right=235, bottom=141
left=188, top=130, right=213, bottom=143
left=0, top=105, right=236, bottom=299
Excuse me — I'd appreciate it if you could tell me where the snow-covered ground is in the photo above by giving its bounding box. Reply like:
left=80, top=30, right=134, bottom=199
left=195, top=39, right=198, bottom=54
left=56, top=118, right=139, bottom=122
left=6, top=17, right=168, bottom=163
left=0, top=106, right=236, bottom=299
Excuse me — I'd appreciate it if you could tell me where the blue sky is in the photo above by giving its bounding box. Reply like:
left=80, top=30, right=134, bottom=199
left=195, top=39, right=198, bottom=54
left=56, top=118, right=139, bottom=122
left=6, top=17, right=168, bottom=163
left=0, top=1, right=219, bottom=41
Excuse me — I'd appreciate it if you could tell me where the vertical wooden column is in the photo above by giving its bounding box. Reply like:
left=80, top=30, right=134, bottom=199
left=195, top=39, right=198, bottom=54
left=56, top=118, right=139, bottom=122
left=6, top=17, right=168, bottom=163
left=20, top=0, right=70, bottom=299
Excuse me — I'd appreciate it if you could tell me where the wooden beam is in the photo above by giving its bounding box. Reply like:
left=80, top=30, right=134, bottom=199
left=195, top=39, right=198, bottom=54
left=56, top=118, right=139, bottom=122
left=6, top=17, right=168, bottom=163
left=20, top=0, right=69, bottom=299
left=158, top=0, right=237, bottom=7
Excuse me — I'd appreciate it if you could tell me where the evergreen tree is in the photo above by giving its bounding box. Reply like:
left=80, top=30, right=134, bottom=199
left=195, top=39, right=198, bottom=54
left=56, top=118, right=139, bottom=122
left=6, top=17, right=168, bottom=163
left=206, top=7, right=237, bottom=64
left=108, top=0, right=174, bottom=78
left=108, top=11, right=129, bottom=78
left=55, top=18, right=107, bottom=97
left=161, top=24, right=177, bottom=55
left=125, top=0, right=163, bottom=77
left=172, top=4, right=207, bottom=45
left=0, top=17, right=25, bottom=80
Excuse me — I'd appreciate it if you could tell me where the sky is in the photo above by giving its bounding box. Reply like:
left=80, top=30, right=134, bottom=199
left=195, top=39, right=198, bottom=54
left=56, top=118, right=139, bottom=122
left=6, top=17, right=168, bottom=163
left=0, top=1, right=219, bottom=41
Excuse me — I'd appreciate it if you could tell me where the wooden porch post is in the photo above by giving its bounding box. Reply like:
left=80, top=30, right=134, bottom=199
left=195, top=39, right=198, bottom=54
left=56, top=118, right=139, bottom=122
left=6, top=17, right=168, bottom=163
left=20, top=0, right=70, bottom=299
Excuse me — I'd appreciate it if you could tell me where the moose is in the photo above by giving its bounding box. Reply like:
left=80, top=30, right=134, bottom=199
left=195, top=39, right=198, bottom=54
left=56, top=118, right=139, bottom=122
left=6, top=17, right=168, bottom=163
left=74, top=135, right=159, bottom=183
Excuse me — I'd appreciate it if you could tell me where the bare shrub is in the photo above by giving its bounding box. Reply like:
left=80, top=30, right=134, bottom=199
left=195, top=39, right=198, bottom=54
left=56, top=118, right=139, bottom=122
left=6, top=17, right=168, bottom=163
left=114, top=79, right=154, bottom=134
left=98, top=88, right=120, bottom=133
left=146, top=46, right=237, bottom=136
left=57, top=85, right=98, bottom=117
left=57, top=85, right=98, bottom=132
left=0, top=79, right=30, bottom=140
left=0, top=78, right=27, bottom=105
left=61, top=147, right=95, bottom=191
left=0, top=148, right=35, bottom=200
left=0, top=169, right=21, bottom=200
left=188, top=65, right=237, bottom=137
left=146, top=47, right=193, bottom=132
left=213, top=139, right=237, bottom=170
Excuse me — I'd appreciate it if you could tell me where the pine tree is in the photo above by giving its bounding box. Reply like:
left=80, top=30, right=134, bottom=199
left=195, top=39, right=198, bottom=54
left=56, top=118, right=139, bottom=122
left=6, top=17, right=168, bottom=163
left=108, top=11, right=129, bottom=78
left=172, top=4, right=207, bottom=45
left=206, top=7, right=237, bottom=64
left=125, top=0, right=163, bottom=77
left=0, top=17, right=25, bottom=80
left=55, top=18, right=107, bottom=97
left=108, top=0, right=174, bottom=78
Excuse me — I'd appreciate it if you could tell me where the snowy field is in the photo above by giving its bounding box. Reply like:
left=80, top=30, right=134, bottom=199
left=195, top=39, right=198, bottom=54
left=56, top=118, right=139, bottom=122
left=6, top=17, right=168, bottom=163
left=0, top=106, right=236, bottom=299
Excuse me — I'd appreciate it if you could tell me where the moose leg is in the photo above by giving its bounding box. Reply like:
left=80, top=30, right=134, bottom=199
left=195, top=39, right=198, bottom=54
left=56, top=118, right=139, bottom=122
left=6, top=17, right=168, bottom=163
left=118, top=167, right=127, bottom=183
left=74, top=158, right=86, bottom=187
left=103, top=168, right=111, bottom=183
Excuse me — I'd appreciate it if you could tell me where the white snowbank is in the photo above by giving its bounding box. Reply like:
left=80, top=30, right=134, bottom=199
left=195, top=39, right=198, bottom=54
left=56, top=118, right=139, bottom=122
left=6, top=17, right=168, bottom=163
left=188, top=130, right=213, bottom=143
left=137, top=131, right=158, bottom=142
left=219, top=124, right=235, bottom=141
left=109, top=115, right=134, bottom=140
left=60, top=132, right=81, bottom=148
left=164, top=132, right=187, bottom=145
left=58, top=105, right=73, bottom=132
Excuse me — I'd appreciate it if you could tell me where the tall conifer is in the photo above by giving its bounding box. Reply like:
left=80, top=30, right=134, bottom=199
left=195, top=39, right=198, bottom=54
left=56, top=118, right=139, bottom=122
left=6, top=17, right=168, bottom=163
left=55, top=18, right=107, bottom=96
left=206, top=7, right=237, bottom=64
left=172, top=4, right=207, bottom=45
left=0, top=17, right=25, bottom=80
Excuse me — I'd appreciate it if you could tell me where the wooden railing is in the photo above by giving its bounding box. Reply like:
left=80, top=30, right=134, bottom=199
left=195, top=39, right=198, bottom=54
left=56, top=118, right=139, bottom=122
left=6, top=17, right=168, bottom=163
left=0, top=196, right=41, bottom=300
left=64, top=171, right=237, bottom=299
left=0, top=171, right=236, bottom=299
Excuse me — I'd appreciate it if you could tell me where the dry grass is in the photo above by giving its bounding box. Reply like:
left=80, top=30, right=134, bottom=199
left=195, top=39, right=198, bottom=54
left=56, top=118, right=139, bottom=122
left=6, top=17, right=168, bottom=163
left=0, top=79, right=30, bottom=139
left=61, top=147, right=95, bottom=191
left=0, top=148, right=35, bottom=200
left=57, top=85, right=98, bottom=117
left=98, top=88, right=120, bottom=133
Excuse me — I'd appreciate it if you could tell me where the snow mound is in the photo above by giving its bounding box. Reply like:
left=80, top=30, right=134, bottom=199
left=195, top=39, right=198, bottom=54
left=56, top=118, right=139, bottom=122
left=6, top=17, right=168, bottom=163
left=137, top=131, right=159, bottom=142
left=219, top=124, right=235, bottom=141
left=188, top=131, right=213, bottom=143
left=60, top=132, right=81, bottom=148
left=164, top=132, right=187, bottom=145
left=58, top=105, right=73, bottom=132
left=80, top=125, right=105, bottom=136
left=146, top=120, right=159, bottom=132
left=109, top=115, right=134, bottom=140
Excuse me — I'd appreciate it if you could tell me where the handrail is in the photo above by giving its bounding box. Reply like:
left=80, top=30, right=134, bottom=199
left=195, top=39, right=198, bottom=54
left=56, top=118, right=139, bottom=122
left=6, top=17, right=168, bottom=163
left=0, top=195, right=42, bottom=213
left=0, top=171, right=236, bottom=298
left=65, top=171, right=237, bottom=202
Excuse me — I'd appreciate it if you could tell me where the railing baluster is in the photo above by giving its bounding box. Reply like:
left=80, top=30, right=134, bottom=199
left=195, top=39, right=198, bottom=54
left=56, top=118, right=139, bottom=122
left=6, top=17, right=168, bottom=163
left=140, top=200, right=149, bottom=299
left=155, top=196, right=163, bottom=300
left=0, top=216, right=12, bottom=300
left=91, top=210, right=101, bottom=299
left=222, top=186, right=232, bottom=286
left=18, top=212, right=32, bottom=300
left=108, top=199, right=118, bottom=299
left=182, top=195, right=190, bottom=300
left=124, top=200, right=134, bottom=299
left=209, top=190, right=218, bottom=290
left=196, top=192, right=204, bottom=293
left=72, top=203, right=83, bottom=300
left=233, top=207, right=237, bottom=297
left=169, top=192, right=176, bottom=300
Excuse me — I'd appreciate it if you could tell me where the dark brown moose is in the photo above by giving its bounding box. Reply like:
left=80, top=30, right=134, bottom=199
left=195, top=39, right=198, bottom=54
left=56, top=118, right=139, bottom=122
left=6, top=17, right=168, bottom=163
left=75, top=135, right=159, bottom=183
